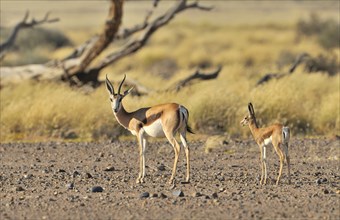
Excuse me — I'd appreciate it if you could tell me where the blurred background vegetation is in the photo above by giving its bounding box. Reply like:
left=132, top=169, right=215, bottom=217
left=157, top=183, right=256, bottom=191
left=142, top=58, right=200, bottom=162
left=0, top=1, right=339, bottom=142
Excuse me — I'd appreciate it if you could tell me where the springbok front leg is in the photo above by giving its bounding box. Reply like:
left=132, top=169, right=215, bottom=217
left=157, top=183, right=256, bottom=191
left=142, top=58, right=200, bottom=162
left=180, top=131, right=190, bottom=183
left=259, top=145, right=265, bottom=185
left=136, top=130, right=146, bottom=184
left=262, top=144, right=268, bottom=185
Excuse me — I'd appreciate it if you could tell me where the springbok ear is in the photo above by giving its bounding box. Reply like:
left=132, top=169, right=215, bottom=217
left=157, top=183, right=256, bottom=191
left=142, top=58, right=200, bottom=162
left=248, top=102, right=255, bottom=116
left=123, top=87, right=134, bottom=96
left=248, top=103, right=252, bottom=114
left=105, top=74, right=115, bottom=95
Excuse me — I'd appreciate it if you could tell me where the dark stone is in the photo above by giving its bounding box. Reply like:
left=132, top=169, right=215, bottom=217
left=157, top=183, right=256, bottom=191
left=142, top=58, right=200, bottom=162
left=91, top=186, right=104, bottom=193
left=173, top=190, right=184, bottom=197
left=104, top=166, right=115, bottom=171
left=84, top=173, right=93, bottom=179
left=66, top=183, right=74, bottom=190
left=15, top=186, right=25, bottom=192
left=159, top=193, right=167, bottom=198
left=157, top=164, right=166, bottom=171
left=140, top=192, right=150, bottom=199
left=212, top=192, right=218, bottom=199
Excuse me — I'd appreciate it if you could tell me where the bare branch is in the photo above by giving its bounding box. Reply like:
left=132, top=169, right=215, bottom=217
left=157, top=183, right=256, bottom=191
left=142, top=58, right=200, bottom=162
left=256, top=53, right=311, bottom=86
left=0, top=11, right=59, bottom=59
left=94, top=0, right=213, bottom=71
left=66, top=0, right=124, bottom=75
left=115, top=10, right=153, bottom=39
left=172, top=65, right=222, bottom=91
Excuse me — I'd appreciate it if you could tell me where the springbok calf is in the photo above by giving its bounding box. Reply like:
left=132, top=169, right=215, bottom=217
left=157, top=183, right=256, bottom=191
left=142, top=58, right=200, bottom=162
left=240, top=103, right=291, bottom=185
left=105, top=74, right=194, bottom=185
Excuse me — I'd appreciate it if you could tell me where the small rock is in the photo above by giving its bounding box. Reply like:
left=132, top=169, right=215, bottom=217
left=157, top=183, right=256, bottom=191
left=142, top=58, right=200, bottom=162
left=159, top=193, right=167, bottom=198
left=84, top=172, right=93, bottom=179
left=157, top=164, right=166, bottom=171
left=72, top=171, right=81, bottom=178
left=98, top=152, right=104, bottom=157
left=316, top=178, right=323, bottom=184
left=58, top=169, right=66, bottom=173
left=140, top=192, right=150, bottom=199
left=15, top=186, right=25, bottom=192
left=193, top=192, right=203, bottom=197
left=66, top=183, right=74, bottom=190
left=321, top=178, right=328, bottom=183
left=323, top=189, right=329, bottom=194
left=23, top=174, right=33, bottom=179
left=211, top=192, right=218, bottom=199
left=172, top=190, right=184, bottom=197
left=151, top=193, right=158, bottom=198
left=104, top=166, right=115, bottom=171
left=91, top=186, right=104, bottom=193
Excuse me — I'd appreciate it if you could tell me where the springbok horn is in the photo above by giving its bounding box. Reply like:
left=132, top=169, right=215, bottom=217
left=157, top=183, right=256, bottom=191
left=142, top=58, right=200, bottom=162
left=106, top=74, right=115, bottom=95
left=118, top=74, right=126, bottom=95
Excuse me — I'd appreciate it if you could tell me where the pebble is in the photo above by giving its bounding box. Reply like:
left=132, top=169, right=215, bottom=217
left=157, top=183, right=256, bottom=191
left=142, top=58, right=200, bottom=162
left=104, top=166, right=115, bottom=171
left=211, top=192, right=218, bottom=199
left=316, top=178, right=328, bottom=184
left=66, top=183, right=74, bottom=190
left=193, top=192, right=203, bottom=197
left=172, top=190, right=184, bottom=197
left=84, top=173, right=93, bottom=179
left=159, top=193, right=167, bottom=198
left=15, top=186, right=25, bottom=192
left=140, top=192, right=150, bottom=199
left=72, top=171, right=81, bottom=178
left=157, top=164, right=166, bottom=171
left=91, top=186, right=104, bottom=193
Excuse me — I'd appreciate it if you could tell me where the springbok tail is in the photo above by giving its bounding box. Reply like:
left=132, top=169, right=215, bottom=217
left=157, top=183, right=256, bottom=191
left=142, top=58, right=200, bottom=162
left=180, top=106, right=195, bottom=134
left=282, top=126, right=290, bottom=160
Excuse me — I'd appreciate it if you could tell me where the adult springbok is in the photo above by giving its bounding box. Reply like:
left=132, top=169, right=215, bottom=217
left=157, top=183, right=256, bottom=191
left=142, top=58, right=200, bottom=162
left=105, top=74, right=194, bottom=185
left=240, top=103, right=291, bottom=185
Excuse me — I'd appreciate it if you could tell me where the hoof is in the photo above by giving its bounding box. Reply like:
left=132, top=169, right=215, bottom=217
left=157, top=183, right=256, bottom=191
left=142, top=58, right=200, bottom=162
left=168, top=179, right=175, bottom=189
left=136, top=178, right=144, bottom=184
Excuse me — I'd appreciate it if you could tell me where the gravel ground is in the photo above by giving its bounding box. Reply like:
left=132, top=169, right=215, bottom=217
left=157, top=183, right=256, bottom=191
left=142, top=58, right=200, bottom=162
left=0, top=138, right=339, bottom=220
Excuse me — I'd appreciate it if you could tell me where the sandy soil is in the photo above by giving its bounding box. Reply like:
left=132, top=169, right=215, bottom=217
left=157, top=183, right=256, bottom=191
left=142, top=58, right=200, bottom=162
left=0, top=138, right=339, bottom=220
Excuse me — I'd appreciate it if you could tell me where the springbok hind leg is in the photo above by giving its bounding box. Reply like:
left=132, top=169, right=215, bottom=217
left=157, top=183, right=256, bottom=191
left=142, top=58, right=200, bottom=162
left=180, top=132, right=190, bottom=183
left=166, top=133, right=181, bottom=185
left=259, top=145, right=265, bottom=185
left=276, top=146, right=285, bottom=185
left=136, top=131, right=146, bottom=184
left=285, top=143, right=291, bottom=184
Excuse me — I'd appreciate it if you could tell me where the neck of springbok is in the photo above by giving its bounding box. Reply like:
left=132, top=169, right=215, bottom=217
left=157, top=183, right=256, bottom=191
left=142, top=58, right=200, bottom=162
left=114, top=103, right=131, bottom=130
left=248, top=119, right=259, bottom=138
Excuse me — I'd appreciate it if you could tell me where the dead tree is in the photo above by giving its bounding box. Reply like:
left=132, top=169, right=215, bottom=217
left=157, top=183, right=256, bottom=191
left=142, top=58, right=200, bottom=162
left=0, top=11, right=59, bottom=60
left=0, top=0, right=212, bottom=88
left=256, top=53, right=310, bottom=86
left=171, top=65, right=222, bottom=91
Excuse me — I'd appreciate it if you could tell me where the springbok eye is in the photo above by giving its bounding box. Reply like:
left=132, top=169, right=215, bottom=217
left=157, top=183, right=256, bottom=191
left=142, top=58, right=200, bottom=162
left=109, top=98, right=113, bottom=102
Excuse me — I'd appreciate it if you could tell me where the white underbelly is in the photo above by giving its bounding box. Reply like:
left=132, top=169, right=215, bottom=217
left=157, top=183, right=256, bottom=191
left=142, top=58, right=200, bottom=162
left=143, top=119, right=165, bottom=138
left=264, top=136, right=272, bottom=145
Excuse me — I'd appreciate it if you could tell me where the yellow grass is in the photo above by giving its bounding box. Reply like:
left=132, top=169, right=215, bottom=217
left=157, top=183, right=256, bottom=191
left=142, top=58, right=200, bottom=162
left=0, top=1, right=339, bottom=142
